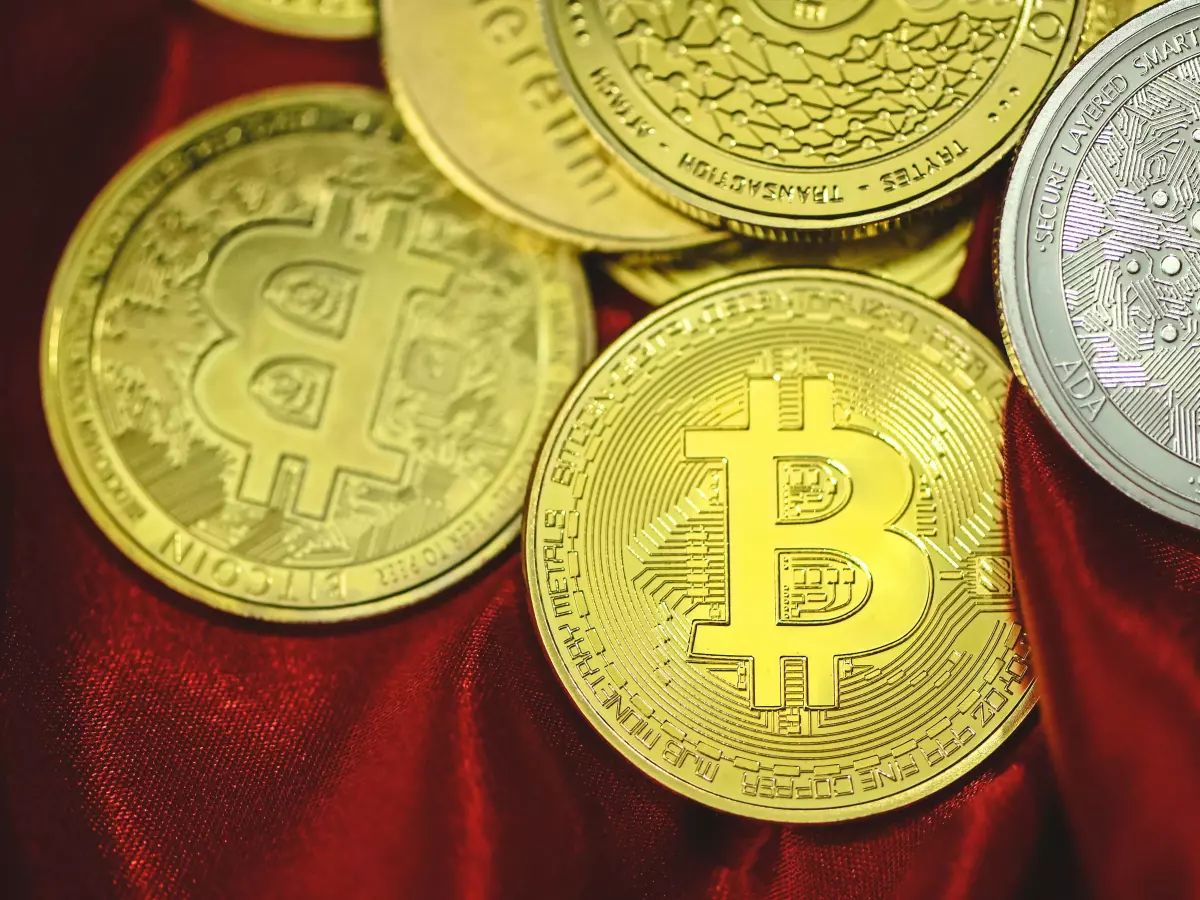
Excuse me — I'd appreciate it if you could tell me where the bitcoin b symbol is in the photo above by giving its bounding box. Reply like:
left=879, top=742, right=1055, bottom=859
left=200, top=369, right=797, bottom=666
left=194, top=192, right=452, bottom=518
left=685, top=377, right=931, bottom=709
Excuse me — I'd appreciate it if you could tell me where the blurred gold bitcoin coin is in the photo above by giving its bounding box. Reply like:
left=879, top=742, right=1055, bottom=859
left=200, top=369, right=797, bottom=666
left=604, top=211, right=973, bottom=305
left=42, top=85, right=594, bottom=622
left=380, top=0, right=720, bottom=252
left=194, top=0, right=375, bottom=39
left=541, top=0, right=1088, bottom=238
left=526, top=270, right=1034, bottom=821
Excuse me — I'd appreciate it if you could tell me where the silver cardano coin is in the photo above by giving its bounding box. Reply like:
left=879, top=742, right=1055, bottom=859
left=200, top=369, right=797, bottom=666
left=999, top=0, right=1200, bottom=529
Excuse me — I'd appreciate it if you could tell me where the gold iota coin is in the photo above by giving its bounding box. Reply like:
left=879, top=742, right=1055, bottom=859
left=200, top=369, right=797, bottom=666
left=525, top=270, right=1034, bottom=821
left=541, top=0, right=1088, bottom=238
left=193, top=0, right=375, bottom=39
left=604, top=210, right=973, bottom=305
left=380, top=0, right=720, bottom=252
left=42, top=85, right=594, bottom=622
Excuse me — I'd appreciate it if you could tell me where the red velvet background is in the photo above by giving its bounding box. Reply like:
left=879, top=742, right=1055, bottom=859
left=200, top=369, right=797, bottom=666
left=4, top=3, right=1199, bottom=897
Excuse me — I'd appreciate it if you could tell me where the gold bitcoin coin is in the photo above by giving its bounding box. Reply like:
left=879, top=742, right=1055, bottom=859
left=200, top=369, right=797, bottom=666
left=194, top=0, right=375, bottom=39
left=42, top=85, right=594, bottom=622
left=604, top=209, right=973, bottom=305
left=380, top=0, right=720, bottom=252
left=541, top=0, right=1088, bottom=238
left=525, top=270, right=1034, bottom=821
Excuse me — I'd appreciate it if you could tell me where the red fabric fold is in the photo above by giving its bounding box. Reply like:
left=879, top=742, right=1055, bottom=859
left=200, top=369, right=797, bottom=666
left=1006, top=389, right=1200, bottom=900
left=3, top=2, right=1197, bottom=897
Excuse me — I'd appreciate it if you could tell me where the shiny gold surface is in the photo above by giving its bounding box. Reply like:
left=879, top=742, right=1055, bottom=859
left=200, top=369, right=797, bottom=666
left=194, top=0, right=375, bottom=39
left=526, top=270, right=1034, bottom=821
left=1081, top=0, right=1166, bottom=51
left=604, top=210, right=973, bottom=305
left=42, top=85, right=594, bottom=622
left=380, top=0, right=720, bottom=252
left=541, top=0, right=1088, bottom=238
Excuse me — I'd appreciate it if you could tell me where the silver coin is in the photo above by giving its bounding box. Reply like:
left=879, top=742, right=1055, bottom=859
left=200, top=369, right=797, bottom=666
left=999, top=0, right=1200, bottom=529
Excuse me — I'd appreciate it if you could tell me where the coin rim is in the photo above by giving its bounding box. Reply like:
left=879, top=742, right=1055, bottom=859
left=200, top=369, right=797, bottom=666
left=378, top=0, right=724, bottom=253
left=998, top=0, right=1200, bottom=530
left=538, top=0, right=1087, bottom=238
left=192, top=0, right=376, bottom=39
left=524, top=267, right=1037, bottom=822
left=41, top=83, right=595, bottom=622
left=602, top=212, right=976, bottom=305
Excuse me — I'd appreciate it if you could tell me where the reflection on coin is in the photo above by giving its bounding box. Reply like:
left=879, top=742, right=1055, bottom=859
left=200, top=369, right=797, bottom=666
left=380, top=0, right=720, bottom=252
left=999, top=0, right=1200, bottom=529
left=42, top=85, right=594, bottom=622
left=193, top=0, right=375, bottom=39
left=541, top=0, right=1088, bottom=238
left=526, top=270, right=1034, bottom=822
left=604, top=212, right=973, bottom=305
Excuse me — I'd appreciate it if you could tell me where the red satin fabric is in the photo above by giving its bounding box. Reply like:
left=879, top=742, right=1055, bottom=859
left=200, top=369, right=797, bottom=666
left=3, top=3, right=1198, bottom=898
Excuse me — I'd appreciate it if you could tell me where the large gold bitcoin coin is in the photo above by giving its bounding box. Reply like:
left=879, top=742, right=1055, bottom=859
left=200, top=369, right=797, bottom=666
left=525, top=270, right=1034, bottom=821
left=42, top=85, right=593, bottom=622
left=604, top=209, right=972, bottom=305
left=541, top=0, right=1088, bottom=238
left=380, top=0, right=720, bottom=252
left=194, top=0, right=375, bottom=39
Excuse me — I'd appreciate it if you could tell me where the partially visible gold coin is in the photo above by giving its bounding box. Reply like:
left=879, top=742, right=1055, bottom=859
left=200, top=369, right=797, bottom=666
left=604, top=211, right=973, bottom=305
left=42, top=85, right=594, bottom=622
left=1081, top=0, right=1165, bottom=51
left=526, top=270, right=1034, bottom=822
left=194, top=0, right=375, bottom=39
left=541, top=0, right=1089, bottom=238
left=380, top=0, right=720, bottom=252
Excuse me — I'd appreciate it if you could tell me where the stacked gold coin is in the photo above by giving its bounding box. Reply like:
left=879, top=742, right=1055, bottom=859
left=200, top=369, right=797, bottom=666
left=539, top=0, right=1090, bottom=238
left=40, top=0, right=1175, bottom=820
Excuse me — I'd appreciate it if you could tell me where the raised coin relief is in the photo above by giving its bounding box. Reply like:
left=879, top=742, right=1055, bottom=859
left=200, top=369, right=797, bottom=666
left=99, top=174, right=540, bottom=570
left=42, top=89, right=592, bottom=618
left=681, top=377, right=929, bottom=710
left=599, top=0, right=1018, bottom=166
left=1060, top=57, right=1200, bottom=461
left=778, top=548, right=870, bottom=624
left=196, top=194, right=451, bottom=518
left=530, top=273, right=1034, bottom=821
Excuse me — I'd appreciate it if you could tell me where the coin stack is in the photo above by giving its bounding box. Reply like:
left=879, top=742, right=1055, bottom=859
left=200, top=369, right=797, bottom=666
left=38, top=0, right=1194, bottom=825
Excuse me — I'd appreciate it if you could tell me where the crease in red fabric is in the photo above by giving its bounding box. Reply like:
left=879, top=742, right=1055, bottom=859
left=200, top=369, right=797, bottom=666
left=2, top=1, right=1192, bottom=897
left=1006, top=388, right=1200, bottom=900
left=143, top=18, right=196, bottom=142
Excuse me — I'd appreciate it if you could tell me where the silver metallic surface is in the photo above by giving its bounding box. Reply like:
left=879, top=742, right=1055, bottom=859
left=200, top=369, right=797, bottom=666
left=1000, top=0, right=1200, bottom=528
